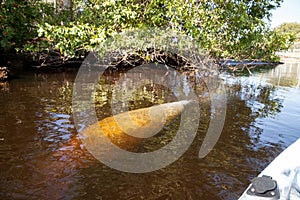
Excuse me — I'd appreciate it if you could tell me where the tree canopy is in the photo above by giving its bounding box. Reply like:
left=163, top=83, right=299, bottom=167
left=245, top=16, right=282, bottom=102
left=0, top=0, right=295, bottom=65
left=275, top=22, right=300, bottom=42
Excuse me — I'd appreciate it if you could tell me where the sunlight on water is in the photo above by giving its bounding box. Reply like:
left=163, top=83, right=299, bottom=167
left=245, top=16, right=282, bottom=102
left=1, top=62, right=300, bottom=199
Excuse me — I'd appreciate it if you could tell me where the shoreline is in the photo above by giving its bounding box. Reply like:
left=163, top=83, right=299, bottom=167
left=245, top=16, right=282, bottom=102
left=0, top=50, right=285, bottom=81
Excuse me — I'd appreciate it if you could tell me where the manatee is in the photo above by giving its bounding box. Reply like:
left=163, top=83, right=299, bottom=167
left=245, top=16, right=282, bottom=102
left=50, top=100, right=192, bottom=170
left=27, top=100, right=193, bottom=196
left=80, top=100, right=192, bottom=150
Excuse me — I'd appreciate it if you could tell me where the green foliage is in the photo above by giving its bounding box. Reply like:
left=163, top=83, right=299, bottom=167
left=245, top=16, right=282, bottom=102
left=23, top=23, right=106, bottom=59
left=275, top=22, right=300, bottom=42
left=0, top=0, right=55, bottom=49
left=2, top=0, right=295, bottom=62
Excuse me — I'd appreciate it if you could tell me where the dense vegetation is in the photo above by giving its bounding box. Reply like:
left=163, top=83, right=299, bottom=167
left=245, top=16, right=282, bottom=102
left=0, top=0, right=295, bottom=67
left=275, top=22, right=300, bottom=42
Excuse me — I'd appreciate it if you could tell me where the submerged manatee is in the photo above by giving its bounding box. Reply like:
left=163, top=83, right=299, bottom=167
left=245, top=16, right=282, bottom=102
left=80, top=100, right=192, bottom=151
left=32, top=100, right=192, bottom=195
left=52, top=100, right=192, bottom=164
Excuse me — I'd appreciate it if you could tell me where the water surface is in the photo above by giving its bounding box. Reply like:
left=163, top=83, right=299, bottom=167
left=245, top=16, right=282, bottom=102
left=1, top=62, right=300, bottom=199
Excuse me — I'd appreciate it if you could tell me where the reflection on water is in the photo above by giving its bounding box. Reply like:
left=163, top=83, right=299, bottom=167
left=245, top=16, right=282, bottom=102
left=1, top=62, right=300, bottom=199
left=262, top=62, right=300, bottom=87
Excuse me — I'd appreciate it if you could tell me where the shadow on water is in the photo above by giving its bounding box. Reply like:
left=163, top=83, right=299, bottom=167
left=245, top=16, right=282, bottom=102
left=1, top=62, right=300, bottom=199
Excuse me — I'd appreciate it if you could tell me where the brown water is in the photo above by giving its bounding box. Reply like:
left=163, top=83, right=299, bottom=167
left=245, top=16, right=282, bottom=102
left=1, top=63, right=300, bottom=200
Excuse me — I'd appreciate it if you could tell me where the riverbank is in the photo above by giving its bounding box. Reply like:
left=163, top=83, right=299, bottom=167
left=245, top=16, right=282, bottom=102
left=0, top=48, right=285, bottom=81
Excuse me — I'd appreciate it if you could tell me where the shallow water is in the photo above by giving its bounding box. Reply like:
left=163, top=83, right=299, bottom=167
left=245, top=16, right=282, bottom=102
left=1, top=62, right=300, bottom=199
